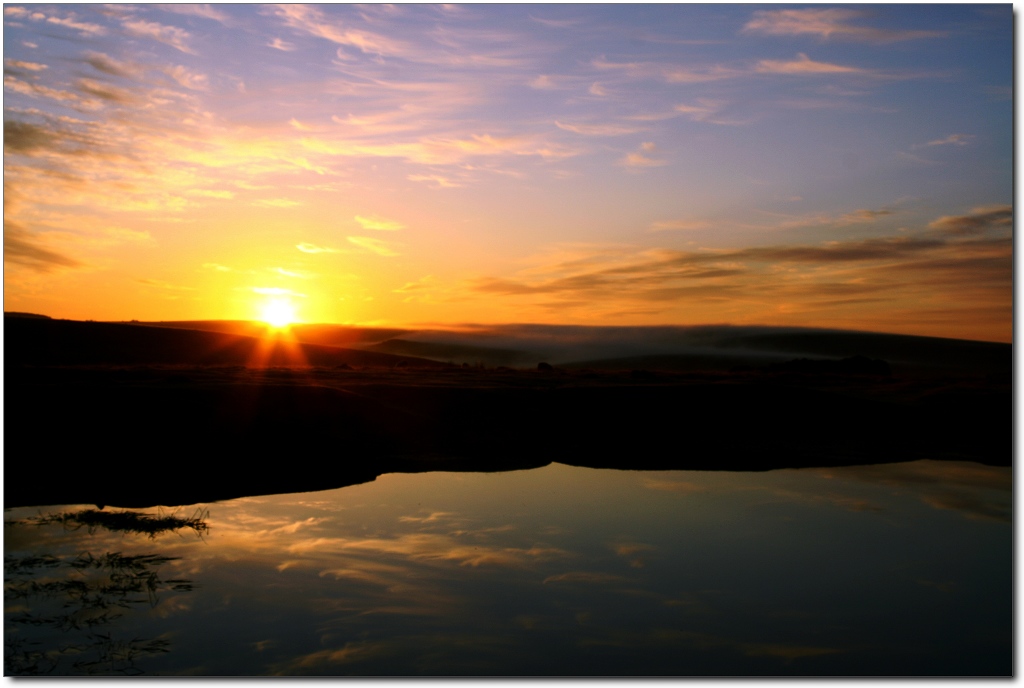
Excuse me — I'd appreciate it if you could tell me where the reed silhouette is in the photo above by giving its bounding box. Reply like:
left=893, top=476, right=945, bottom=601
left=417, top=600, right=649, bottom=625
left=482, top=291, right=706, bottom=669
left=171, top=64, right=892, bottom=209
left=4, top=507, right=205, bottom=675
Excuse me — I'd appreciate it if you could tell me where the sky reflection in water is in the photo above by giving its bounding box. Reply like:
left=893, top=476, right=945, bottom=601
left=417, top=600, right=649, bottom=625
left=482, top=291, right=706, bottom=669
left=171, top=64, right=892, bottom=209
left=4, top=460, right=1010, bottom=676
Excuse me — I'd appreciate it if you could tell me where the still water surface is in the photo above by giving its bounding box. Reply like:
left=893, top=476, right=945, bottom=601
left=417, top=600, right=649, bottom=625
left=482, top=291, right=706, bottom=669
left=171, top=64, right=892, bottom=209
left=4, top=460, right=1010, bottom=676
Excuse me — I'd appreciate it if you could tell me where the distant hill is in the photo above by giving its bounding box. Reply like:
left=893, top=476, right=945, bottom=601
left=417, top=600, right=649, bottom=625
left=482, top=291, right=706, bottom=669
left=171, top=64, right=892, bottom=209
left=4, top=317, right=446, bottom=368
left=131, top=320, right=408, bottom=347
left=362, top=323, right=1010, bottom=377
left=4, top=311, right=51, bottom=319
left=7, top=317, right=1008, bottom=377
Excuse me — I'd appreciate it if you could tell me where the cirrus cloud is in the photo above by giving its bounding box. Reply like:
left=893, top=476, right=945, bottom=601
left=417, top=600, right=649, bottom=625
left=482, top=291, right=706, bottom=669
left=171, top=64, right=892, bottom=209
left=743, top=9, right=946, bottom=43
left=354, top=214, right=405, bottom=231
left=347, top=236, right=399, bottom=257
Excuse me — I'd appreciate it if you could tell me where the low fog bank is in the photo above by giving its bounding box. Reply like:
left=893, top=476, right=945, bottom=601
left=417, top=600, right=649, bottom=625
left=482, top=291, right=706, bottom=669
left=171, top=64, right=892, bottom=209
left=367, top=324, right=1009, bottom=375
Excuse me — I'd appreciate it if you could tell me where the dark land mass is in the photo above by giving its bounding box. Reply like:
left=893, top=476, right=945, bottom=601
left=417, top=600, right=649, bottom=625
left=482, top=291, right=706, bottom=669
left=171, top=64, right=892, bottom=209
left=4, top=315, right=1010, bottom=509
left=4, top=317, right=442, bottom=368
left=115, top=318, right=1010, bottom=378
left=133, top=319, right=409, bottom=349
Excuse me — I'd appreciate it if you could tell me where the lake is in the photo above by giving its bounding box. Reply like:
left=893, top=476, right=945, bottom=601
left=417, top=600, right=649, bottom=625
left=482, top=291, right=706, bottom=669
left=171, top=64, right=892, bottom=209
left=4, top=460, right=1010, bottom=676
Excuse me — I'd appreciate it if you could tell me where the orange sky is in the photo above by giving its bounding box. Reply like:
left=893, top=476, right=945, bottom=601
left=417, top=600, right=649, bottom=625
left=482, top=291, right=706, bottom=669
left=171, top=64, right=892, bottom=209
left=3, top=5, right=1012, bottom=342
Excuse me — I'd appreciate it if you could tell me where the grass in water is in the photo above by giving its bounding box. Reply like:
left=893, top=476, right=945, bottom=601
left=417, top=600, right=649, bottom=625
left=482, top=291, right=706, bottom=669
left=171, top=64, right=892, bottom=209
left=11, top=508, right=209, bottom=539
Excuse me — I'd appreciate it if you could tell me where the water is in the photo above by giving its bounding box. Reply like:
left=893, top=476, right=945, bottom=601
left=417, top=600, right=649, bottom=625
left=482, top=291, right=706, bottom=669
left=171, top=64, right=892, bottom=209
left=4, top=460, right=1010, bottom=676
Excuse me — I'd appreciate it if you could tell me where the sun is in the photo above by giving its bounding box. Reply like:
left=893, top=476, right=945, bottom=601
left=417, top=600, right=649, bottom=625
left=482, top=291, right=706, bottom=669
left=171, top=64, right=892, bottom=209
left=261, top=298, right=296, bottom=328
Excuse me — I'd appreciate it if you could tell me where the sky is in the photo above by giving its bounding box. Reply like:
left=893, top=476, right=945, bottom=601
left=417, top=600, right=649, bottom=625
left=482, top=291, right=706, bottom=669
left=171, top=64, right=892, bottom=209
left=2, top=4, right=1013, bottom=342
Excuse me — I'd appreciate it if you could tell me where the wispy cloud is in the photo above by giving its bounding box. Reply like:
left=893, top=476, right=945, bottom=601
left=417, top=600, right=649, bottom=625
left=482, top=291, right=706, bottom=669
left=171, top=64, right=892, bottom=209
left=5, top=74, right=103, bottom=111
left=620, top=142, right=666, bottom=169
left=288, top=532, right=567, bottom=569
left=162, top=65, right=209, bottom=91
left=671, top=99, right=750, bottom=126
left=354, top=214, right=405, bottom=231
left=837, top=208, right=895, bottom=224
left=82, top=52, right=138, bottom=78
left=927, top=205, right=1011, bottom=235
left=597, top=51, right=879, bottom=86
left=268, top=37, right=295, bottom=51
left=5, top=6, right=106, bottom=36
left=347, top=236, right=399, bottom=256
left=748, top=207, right=897, bottom=230
left=270, top=4, right=407, bottom=57
left=4, top=58, right=47, bottom=74
left=122, top=18, right=196, bottom=55
left=4, top=220, right=83, bottom=272
left=393, top=275, right=441, bottom=303
left=301, top=132, right=578, bottom=166
left=555, top=121, right=645, bottom=137
left=649, top=220, right=708, bottom=232
left=913, top=133, right=974, bottom=149
left=814, top=461, right=1010, bottom=523
left=156, top=4, right=231, bottom=25
left=756, top=53, right=867, bottom=76
left=408, top=173, right=462, bottom=188
left=464, top=206, right=1010, bottom=335
left=663, top=64, right=743, bottom=83
left=296, top=242, right=340, bottom=254
left=743, top=9, right=946, bottom=43
left=529, top=15, right=584, bottom=29
left=529, top=74, right=567, bottom=90
left=642, top=478, right=709, bottom=494
left=75, top=77, right=133, bottom=104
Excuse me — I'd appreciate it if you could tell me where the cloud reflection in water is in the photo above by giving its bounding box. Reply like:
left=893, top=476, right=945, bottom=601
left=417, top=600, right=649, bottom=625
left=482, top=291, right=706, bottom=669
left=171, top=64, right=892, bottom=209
left=4, top=460, right=1010, bottom=675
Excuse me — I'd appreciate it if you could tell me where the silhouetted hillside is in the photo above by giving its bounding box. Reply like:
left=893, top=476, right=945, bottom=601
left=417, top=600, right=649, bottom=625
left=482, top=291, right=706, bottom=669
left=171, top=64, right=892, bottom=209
left=352, top=324, right=1010, bottom=376
left=4, top=316, right=444, bottom=368
left=4, top=311, right=51, bottom=319
left=80, top=320, right=1012, bottom=377
left=134, top=320, right=408, bottom=348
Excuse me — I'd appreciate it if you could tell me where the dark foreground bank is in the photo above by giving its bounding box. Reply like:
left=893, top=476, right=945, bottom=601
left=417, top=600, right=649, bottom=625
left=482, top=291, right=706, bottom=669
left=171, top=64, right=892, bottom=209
left=5, top=317, right=1010, bottom=508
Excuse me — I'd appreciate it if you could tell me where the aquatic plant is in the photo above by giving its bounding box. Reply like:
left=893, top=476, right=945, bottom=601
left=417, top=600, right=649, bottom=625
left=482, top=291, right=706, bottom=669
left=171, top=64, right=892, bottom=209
left=11, top=507, right=209, bottom=539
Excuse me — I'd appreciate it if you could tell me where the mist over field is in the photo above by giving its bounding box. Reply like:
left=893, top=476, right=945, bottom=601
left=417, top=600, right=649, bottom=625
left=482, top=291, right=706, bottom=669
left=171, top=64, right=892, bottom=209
left=364, top=322, right=1009, bottom=373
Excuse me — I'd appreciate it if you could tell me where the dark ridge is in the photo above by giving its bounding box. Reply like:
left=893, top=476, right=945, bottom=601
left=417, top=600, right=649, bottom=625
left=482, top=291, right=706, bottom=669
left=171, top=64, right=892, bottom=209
left=135, top=320, right=409, bottom=348
left=719, top=330, right=1010, bottom=376
left=4, top=311, right=51, bottom=319
left=4, top=317, right=447, bottom=368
